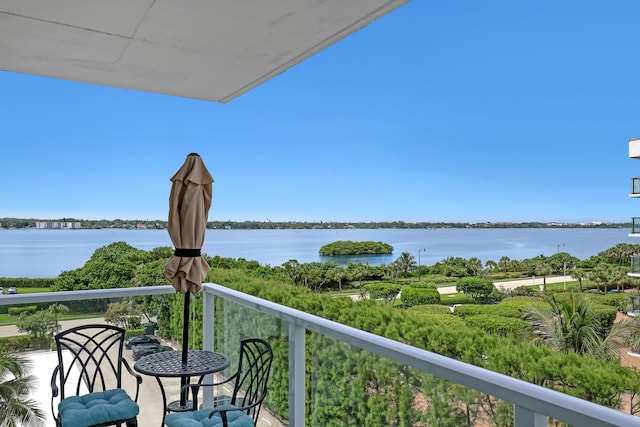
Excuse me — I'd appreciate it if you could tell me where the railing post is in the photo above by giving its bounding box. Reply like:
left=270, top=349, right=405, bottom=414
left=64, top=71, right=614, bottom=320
left=289, top=322, right=306, bottom=426
left=201, top=290, right=215, bottom=408
left=514, top=405, right=548, bottom=427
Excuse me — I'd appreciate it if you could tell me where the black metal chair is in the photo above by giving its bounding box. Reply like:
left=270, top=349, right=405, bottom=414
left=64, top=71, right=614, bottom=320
left=51, top=324, right=143, bottom=427
left=164, top=338, right=273, bottom=427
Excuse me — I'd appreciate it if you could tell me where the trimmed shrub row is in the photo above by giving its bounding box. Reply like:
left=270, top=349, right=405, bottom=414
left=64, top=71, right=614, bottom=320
left=0, top=278, right=55, bottom=288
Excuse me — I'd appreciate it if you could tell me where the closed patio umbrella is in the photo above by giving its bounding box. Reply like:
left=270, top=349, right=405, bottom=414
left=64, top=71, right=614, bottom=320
left=162, top=153, right=214, bottom=402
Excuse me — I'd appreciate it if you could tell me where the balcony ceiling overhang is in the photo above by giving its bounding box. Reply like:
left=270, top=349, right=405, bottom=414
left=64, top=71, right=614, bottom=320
left=0, top=0, right=407, bottom=102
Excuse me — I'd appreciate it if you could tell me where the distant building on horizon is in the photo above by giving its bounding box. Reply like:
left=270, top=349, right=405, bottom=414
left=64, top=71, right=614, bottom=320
left=35, top=221, right=81, bottom=229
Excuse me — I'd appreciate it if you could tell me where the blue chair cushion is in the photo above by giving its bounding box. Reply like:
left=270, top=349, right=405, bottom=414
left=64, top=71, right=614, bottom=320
left=165, top=405, right=254, bottom=427
left=58, top=388, right=139, bottom=427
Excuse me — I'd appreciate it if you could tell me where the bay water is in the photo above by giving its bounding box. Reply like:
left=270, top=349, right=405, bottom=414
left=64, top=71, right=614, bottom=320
left=0, top=228, right=636, bottom=278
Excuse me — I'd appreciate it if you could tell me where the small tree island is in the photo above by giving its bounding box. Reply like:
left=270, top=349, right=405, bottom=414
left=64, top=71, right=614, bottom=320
left=319, top=240, right=393, bottom=256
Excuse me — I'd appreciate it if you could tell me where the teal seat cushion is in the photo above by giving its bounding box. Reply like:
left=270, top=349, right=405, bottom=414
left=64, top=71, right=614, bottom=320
left=58, top=388, right=139, bottom=427
left=165, top=405, right=254, bottom=427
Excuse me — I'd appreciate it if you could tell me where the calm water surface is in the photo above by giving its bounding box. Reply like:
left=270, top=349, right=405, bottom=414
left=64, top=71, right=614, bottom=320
left=0, top=228, right=636, bottom=278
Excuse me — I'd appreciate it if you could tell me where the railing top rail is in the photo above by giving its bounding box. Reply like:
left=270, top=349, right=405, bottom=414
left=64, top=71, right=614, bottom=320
left=0, top=285, right=175, bottom=306
left=202, top=283, right=639, bottom=427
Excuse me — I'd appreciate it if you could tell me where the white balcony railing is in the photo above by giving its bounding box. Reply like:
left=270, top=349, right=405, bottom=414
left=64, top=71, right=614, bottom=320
left=1, top=284, right=639, bottom=427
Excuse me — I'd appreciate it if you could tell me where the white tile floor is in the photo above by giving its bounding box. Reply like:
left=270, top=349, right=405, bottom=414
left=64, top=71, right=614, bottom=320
left=26, top=351, right=70, bottom=427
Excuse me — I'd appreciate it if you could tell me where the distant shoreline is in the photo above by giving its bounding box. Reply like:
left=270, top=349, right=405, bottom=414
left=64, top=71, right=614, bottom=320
left=0, top=218, right=630, bottom=231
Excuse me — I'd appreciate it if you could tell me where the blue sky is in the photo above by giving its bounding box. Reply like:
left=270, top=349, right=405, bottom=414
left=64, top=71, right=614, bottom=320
left=2, top=1, right=640, bottom=224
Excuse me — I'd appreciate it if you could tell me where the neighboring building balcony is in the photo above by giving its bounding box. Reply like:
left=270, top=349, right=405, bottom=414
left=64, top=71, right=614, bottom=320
left=630, top=138, right=640, bottom=159
left=631, top=178, right=640, bottom=198
left=630, top=217, right=640, bottom=236
left=630, top=255, right=640, bottom=278
left=1, top=285, right=638, bottom=427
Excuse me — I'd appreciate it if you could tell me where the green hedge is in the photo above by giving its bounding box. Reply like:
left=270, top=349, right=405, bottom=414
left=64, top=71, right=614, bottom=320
left=0, top=278, right=55, bottom=288
left=362, top=283, right=401, bottom=301
left=553, top=293, right=620, bottom=328
left=497, top=296, right=550, bottom=315
left=410, top=282, right=438, bottom=290
left=408, top=304, right=452, bottom=315
left=0, top=335, right=49, bottom=352
left=586, top=292, right=629, bottom=311
left=400, top=287, right=440, bottom=307
left=0, top=299, right=106, bottom=315
left=415, top=313, right=467, bottom=329
left=456, top=277, right=495, bottom=302
left=590, top=303, right=618, bottom=329
left=8, top=306, right=37, bottom=316
left=439, top=293, right=476, bottom=305
left=453, top=304, right=522, bottom=319
left=463, top=314, right=532, bottom=337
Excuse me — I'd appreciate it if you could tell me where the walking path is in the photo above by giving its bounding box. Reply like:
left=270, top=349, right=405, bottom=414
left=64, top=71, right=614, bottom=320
left=438, top=275, right=573, bottom=294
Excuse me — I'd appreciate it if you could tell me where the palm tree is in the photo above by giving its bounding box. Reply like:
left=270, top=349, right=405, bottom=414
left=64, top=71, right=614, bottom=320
left=602, top=243, right=638, bottom=265
left=523, top=292, right=638, bottom=362
left=328, top=266, right=345, bottom=292
left=282, top=259, right=302, bottom=286
left=498, top=256, right=511, bottom=274
left=0, top=352, right=46, bottom=427
left=300, top=263, right=311, bottom=288
left=485, top=260, right=497, bottom=276
left=592, top=263, right=612, bottom=293
left=395, top=252, right=417, bottom=278
left=467, top=257, right=482, bottom=277
left=351, top=264, right=365, bottom=288
left=570, top=267, right=585, bottom=291
left=534, top=262, right=553, bottom=292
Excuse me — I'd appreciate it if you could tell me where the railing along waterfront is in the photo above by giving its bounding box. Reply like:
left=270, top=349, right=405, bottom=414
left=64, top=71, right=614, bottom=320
left=2, top=285, right=639, bottom=426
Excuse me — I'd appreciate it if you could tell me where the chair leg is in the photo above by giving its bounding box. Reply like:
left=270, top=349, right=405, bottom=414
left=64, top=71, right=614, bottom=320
left=125, top=419, right=137, bottom=427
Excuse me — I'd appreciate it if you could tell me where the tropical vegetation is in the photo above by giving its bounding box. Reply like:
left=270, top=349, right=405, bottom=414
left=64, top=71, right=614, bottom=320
left=5, top=241, right=640, bottom=424
left=0, top=353, right=46, bottom=427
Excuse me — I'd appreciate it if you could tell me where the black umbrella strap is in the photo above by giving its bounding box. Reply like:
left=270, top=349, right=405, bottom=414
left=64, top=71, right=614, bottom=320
left=174, top=248, right=201, bottom=257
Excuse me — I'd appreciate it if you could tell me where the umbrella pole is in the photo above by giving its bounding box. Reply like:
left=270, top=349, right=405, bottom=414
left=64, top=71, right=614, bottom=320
left=180, top=292, right=190, bottom=406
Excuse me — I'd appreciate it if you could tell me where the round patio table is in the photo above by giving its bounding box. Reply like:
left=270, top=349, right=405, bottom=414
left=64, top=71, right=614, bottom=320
left=134, top=350, right=230, bottom=426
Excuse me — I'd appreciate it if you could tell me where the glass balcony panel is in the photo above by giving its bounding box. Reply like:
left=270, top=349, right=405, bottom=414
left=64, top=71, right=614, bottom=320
left=308, top=332, right=554, bottom=427
left=213, top=297, right=289, bottom=421
left=632, top=256, right=640, bottom=274
left=633, top=218, right=640, bottom=234
left=633, top=178, right=640, bottom=195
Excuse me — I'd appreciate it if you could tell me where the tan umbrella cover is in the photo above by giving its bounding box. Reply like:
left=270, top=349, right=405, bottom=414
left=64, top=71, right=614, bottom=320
left=163, top=153, right=214, bottom=294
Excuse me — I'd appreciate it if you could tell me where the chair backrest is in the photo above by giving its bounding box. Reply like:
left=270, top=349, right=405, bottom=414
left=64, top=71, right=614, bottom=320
left=230, top=338, right=273, bottom=423
left=54, top=324, right=126, bottom=399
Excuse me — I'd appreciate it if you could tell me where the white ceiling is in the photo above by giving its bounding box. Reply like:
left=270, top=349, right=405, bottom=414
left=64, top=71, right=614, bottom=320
left=0, top=0, right=408, bottom=102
